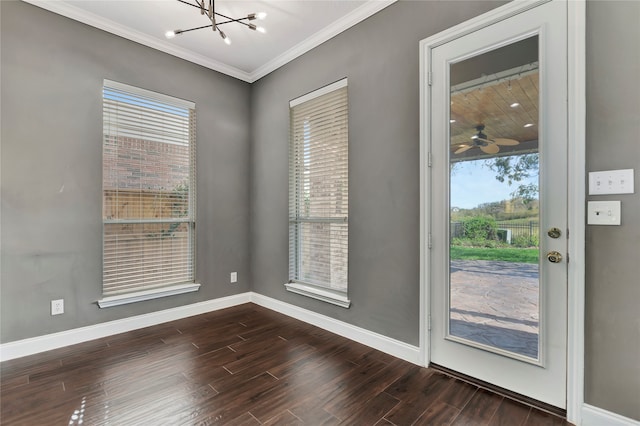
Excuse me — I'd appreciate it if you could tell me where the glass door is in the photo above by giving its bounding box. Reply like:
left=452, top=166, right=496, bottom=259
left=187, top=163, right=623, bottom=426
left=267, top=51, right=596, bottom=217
left=428, top=0, right=568, bottom=408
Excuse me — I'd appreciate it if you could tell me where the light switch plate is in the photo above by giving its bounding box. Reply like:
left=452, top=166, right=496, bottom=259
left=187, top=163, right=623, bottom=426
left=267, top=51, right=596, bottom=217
left=587, top=201, right=621, bottom=225
left=588, top=169, right=634, bottom=195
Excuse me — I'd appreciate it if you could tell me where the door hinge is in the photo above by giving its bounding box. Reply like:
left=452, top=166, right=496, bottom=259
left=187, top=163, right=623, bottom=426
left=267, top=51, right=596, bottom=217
left=566, top=253, right=570, bottom=264
left=428, top=233, right=432, bottom=249
left=428, top=152, right=432, bottom=167
left=428, top=315, right=432, bottom=331
left=428, top=71, right=433, bottom=86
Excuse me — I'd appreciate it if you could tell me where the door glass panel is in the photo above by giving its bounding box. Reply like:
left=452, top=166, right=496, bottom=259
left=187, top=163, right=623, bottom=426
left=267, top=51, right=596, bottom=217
left=448, top=36, right=540, bottom=360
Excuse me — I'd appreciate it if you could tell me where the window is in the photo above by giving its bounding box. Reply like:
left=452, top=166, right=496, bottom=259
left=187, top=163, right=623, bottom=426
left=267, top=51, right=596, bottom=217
left=286, top=79, right=350, bottom=308
left=99, top=80, right=198, bottom=307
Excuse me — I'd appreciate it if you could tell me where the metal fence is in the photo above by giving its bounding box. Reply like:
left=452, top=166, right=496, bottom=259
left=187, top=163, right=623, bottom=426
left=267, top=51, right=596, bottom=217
left=451, top=221, right=539, bottom=243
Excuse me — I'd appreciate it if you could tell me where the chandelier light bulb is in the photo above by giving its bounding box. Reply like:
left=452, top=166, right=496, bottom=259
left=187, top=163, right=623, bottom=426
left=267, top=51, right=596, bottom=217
left=165, top=30, right=177, bottom=39
left=256, top=12, right=267, bottom=20
left=249, top=24, right=266, bottom=33
left=219, top=30, right=231, bottom=45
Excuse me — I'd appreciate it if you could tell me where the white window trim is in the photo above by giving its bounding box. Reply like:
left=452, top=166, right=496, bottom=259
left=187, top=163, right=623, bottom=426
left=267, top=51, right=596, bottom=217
left=285, top=282, right=351, bottom=308
left=98, top=283, right=201, bottom=308
left=289, top=78, right=348, bottom=107
left=104, top=79, right=195, bottom=109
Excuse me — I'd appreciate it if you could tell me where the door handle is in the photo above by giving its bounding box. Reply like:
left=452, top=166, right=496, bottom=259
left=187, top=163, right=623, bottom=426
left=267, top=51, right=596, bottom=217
left=546, top=251, right=563, bottom=263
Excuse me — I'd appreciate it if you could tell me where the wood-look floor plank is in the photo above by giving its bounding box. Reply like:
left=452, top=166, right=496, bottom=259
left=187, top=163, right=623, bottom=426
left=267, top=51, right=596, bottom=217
left=413, top=400, right=462, bottom=425
left=0, top=303, right=571, bottom=426
left=288, top=397, right=341, bottom=425
left=262, top=409, right=305, bottom=425
left=322, top=358, right=407, bottom=420
left=435, top=377, right=478, bottom=409
left=338, top=390, right=401, bottom=424
left=523, top=409, right=569, bottom=426
left=488, top=397, right=532, bottom=426
left=451, top=388, right=504, bottom=426
left=384, top=368, right=455, bottom=425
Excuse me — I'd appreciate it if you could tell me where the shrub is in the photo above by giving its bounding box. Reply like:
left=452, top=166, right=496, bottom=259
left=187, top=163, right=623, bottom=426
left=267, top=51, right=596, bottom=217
left=462, top=216, right=498, bottom=240
left=512, top=234, right=539, bottom=248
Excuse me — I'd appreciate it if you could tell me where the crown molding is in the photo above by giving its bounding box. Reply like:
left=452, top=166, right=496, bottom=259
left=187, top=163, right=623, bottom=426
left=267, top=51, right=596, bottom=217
left=21, top=0, right=253, bottom=82
left=21, top=0, right=396, bottom=83
left=249, top=0, right=397, bottom=81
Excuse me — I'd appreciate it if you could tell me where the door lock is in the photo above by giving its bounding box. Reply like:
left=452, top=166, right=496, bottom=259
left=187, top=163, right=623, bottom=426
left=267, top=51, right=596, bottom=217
left=547, top=227, right=562, bottom=239
left=546, top=251, right=563, bottom=263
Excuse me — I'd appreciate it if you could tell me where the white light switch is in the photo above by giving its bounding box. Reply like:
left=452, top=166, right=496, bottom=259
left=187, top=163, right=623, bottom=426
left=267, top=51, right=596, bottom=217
left=230, top=272, right=238, bottom=283
left=588, top=169, right=634, bottom=195
left=587, top=201, right=621, bottom=225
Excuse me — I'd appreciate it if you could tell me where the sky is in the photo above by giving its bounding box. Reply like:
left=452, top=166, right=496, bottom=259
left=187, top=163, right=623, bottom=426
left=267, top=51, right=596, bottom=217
left=450, top=159, right=538, bottom=209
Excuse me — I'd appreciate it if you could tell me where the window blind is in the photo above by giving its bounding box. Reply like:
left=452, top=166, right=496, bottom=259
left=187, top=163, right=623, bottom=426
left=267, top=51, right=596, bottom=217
left=102, top=81, right=196, bottom=297
left=289, top=80, right=349, bottom=293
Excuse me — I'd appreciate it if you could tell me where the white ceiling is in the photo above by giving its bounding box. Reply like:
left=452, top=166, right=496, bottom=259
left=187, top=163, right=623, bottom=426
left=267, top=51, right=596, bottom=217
left=24, top=0, right=395, bottom=82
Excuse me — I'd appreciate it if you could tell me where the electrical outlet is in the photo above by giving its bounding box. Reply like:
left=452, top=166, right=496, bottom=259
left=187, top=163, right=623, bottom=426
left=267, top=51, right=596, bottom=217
left=230, top=272, right=238, bottom=283
left=51, top=299, right=64, bottom=315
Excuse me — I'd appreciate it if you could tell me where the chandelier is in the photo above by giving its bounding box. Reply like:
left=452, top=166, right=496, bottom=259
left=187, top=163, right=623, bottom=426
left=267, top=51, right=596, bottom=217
left=165, top=0, right=266, bottom=45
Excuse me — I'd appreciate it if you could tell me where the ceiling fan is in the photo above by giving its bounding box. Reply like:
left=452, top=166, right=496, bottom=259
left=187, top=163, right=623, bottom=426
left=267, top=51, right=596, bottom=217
left=454, top=124, right=519, bottom=155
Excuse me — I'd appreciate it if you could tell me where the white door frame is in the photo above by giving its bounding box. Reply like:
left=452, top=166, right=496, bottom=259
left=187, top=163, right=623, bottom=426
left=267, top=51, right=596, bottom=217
left=418, top=0, right=585, bottom=423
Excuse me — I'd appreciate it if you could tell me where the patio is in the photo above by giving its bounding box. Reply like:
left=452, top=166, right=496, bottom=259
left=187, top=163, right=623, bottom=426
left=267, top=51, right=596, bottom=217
left=449, top=259, right=539, bottom=359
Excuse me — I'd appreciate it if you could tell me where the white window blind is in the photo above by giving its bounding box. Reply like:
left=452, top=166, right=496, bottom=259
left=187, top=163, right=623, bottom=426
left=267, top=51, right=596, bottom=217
left=102, top=80, right=196, bottom=298
left=288, top=79, right=349, bottom=298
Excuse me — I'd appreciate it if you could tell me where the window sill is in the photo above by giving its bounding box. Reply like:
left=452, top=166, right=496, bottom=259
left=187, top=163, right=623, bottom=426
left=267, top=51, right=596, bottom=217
left=284, top=282, right=351, bottom=308
left=97, top=283, right=201, bottom=308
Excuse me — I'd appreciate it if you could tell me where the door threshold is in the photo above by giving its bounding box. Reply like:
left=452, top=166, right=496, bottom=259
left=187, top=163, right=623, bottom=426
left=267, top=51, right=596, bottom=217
left=429, top=363, right=567, bottom=419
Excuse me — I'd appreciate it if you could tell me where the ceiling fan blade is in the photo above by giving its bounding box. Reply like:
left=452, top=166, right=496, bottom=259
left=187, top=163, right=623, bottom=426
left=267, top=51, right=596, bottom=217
left=493, top=138, right=520, bottom=146
left=480, top=143, right=500, bottom=154
left=454, top=145, right=473, bottom=154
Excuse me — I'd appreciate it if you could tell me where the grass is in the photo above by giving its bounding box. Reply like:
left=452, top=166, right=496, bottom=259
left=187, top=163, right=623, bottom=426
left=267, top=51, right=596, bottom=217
left=450, top=246, right=539, bottom=264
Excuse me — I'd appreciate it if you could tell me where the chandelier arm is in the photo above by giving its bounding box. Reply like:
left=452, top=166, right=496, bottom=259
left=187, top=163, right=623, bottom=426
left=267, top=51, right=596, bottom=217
left=176, top=0, right=202, bottom=10
left=215, top=13, right=258, bottom=29
left=215, top=18, right=252, bottom=28
left=179, top=23, right=214, bottom=34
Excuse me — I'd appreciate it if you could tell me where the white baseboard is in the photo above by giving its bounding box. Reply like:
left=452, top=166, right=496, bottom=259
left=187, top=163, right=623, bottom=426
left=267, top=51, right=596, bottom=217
left=0, top=293, right=251, bottom=362
left=249, top=292, right=422, bottom=365
left=0, top=291, right=421, bottom=366
left=582, top=404, right=640, bottom=426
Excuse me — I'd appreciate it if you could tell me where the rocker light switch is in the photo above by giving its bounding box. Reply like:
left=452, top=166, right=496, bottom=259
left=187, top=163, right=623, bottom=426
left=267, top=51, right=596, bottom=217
left=587, top=201, right=621, bottom=225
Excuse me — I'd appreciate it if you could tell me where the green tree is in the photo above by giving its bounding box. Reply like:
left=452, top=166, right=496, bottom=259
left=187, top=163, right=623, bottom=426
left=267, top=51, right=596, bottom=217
left=485, top=153, right=539, bottom=203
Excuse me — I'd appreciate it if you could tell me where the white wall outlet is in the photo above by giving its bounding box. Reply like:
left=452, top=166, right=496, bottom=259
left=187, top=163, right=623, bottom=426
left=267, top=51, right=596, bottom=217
left=230, top=272, right=238, bottom=283
left=51, top=299, right=64, bottom=315
left=587, top=201, right=621, bottom=225
left=588, top=169, right=634, bottom=195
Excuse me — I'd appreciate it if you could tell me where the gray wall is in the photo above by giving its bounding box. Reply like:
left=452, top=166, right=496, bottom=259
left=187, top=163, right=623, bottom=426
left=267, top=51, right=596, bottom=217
left=1, top=0, right=639, bottom=421
left=0, top=0, right=252, bottom=343
left=250, top=0, right=507, bottom=347
left=585, top=1, right=640, bottom=420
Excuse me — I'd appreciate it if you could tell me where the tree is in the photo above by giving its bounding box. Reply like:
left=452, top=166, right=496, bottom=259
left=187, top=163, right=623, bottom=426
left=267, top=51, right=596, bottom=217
left=485, top=153, right=539, bottom=203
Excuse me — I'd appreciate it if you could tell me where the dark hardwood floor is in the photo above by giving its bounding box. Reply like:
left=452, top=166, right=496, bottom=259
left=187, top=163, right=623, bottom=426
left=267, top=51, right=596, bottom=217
left=0, top=303, right=570, bottom=425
